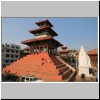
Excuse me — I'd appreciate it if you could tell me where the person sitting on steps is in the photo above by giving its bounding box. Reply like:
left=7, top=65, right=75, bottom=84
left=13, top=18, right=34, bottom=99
left=58, top=70, right=63, bottom=75
left=41, top=58, right=45, bottom=65
left=47, top=60, right=50, bottom=63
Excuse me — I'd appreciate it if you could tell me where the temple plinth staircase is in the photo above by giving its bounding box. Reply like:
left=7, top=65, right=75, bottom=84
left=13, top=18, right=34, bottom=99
left=2, top=53, right=76, bottom=82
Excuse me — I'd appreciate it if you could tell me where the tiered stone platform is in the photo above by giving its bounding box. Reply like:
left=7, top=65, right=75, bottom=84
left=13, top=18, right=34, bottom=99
left=2, top=53, right=75, bottom=82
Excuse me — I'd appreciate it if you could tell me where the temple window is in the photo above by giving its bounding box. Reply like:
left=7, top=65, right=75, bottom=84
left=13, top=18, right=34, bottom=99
left=34, top=47, right=36, bottom=53
left=37, top=47, right=39, bottom=53
left=44, top=46, right=47, bottom=52
left=31, top=47, right=34, bottom=53
left=40, top=47, right=43, bottom=52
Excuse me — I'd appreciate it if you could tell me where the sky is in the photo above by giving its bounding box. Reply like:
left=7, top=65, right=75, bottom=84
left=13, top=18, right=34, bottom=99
left=2, top=18, right=98, bottom=51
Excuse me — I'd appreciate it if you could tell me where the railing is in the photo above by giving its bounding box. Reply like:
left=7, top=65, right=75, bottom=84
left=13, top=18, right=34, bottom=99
left=56, top=56, right=75, bottom=71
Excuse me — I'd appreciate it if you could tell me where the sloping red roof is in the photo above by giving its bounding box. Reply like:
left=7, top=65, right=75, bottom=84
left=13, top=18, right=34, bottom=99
left=29, top=26, right=50, bottom=33
left=53, top=39, right=63, bottom=46
left=21, top=36, right=63, bottom=46
left=35, top=19, right=53, bottom=27
left=29, top=26, right=58, bottom=36
left=61, top=47, right=67, bottom=49
left=61, top=46, right=67, bottom=49
left=87, top=49, right=98, bottom=55
left=21, top=36, right=52, bottom=44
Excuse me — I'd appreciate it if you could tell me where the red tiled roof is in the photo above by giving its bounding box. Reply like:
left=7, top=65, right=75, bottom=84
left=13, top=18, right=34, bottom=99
left=61, top=46, right=67, bottom=48
left=35, top=19, right=53, bottom=27
left=87, top=49, right=98, bottom=55
left=29, top=26, right=50, bottom=33
left=61, top=47, right=67, bottom=49
left=21, top=36, right=63, bottom=46
left=53, top=39, right=63, bottom=46
left=21, top=36, right=52, bottom=44
left=29, top=26, right=58, bottom=36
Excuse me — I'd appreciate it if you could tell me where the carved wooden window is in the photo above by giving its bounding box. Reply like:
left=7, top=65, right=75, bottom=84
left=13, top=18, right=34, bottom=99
left=34, top=47, right=36, bottom=52
left=44, top=46, right=47, bottom=52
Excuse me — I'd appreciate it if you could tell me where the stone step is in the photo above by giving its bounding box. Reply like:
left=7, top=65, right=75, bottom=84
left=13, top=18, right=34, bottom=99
left=55, top=64, right=66, bottom=69
left=53, top=62, right=63, bottom=65
left=58, top=66, right=69, bottom=73
left=62, top=69, right=72, bottom=80
left=62, top=72, right=75, bottom=82
left=2, top=52, right=74, bottom=82
left=42, top=72, right=75, bottom=82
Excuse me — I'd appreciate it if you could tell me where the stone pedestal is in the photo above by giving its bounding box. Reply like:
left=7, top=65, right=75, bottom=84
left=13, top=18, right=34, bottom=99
left=78, top=67, right=89, bottom=77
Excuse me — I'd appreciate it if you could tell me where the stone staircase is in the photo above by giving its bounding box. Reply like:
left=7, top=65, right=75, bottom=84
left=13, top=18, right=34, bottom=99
left=2, top=52, right=76, bottom=82
left=56, top=56, right=75, bottom=71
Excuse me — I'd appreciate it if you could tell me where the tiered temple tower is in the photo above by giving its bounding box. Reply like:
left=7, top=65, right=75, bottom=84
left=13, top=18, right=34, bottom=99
left=58, top=45, right=68, bottom=61
left=21, top=19, right=63, bottom=54
left=2, top=19, right=76, bottom=82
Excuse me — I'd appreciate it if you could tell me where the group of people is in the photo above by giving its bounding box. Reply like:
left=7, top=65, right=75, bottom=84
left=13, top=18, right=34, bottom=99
left=41, top=58, right=51, bottom=65
left=41, top=58, right=63, bottom=75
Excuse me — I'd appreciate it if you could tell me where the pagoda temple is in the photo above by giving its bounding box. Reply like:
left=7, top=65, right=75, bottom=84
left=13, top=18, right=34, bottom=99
left=2, top=19, right=75, bottom=82
left=57, top=45, right=68, bottom=62
left=21, top=19, right=62, bottom=55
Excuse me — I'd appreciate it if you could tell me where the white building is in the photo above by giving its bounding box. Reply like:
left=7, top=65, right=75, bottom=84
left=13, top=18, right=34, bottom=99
left=2, top=43, right=21, bottom=67
left=78, top=45, right=92, bottom=77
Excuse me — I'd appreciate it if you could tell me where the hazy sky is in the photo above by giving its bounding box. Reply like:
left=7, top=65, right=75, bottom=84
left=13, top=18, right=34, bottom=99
left=2, top=18, right=98, bottom=51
